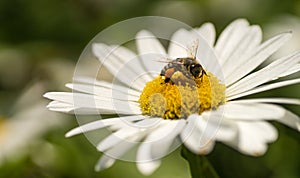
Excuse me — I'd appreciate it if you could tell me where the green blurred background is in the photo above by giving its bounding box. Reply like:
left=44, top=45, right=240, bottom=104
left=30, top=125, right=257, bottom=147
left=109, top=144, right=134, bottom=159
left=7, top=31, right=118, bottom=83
left=0, top=0, right=300, bottom=177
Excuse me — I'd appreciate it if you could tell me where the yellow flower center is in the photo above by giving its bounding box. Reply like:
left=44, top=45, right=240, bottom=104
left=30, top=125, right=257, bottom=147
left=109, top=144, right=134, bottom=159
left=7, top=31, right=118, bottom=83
left=138, top=72, right=226, bottom=119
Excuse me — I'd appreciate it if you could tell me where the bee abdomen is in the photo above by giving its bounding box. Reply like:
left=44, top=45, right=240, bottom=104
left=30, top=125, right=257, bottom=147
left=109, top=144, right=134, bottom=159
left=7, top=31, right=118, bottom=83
left=160, top=63, right=174, bottom=76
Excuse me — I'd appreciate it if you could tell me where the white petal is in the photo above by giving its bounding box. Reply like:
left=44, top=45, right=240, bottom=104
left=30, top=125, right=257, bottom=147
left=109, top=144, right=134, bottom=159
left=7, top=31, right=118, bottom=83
left=277, top=110, right=300, bottom=131
left=135, top=120, right=181, bottom=176
left=110, top=45, right=153, bottom=83
left=97, top=118, right=161, bottom=151
left=277, top=63, right=300, bottom=78
left=180, top=116, right=215, bottom=154
left=47, top=100, right=72, bottom=108
left=97, top=128, right=139, bottom=152
left=225, top=32, right=292, bottom=86
left=229, top=98, right=300, bottom=105
left=196, top=34, right=224, bottom=82
left=106, top=134, right=143, bottom=158
left=168, top=23, right=216, bottom=58
left=136, top=30, right=167, bottom=56
left=215, top=19, right=250, bottom=65
left=103, top=130, right=145, bottom=158
left=137, top=160, right=161, bottom=176
left=44, top=92, right=141, bottom=115
left=227, top=78, right=300, bottom=100
left=47, top=100, right=140, bottom=115
left=221, top=25, right=262, bottom=77
left=92, top=44, right=148, bottom=91
left=95, top=132, right=145, bottom=171
left=226, top=121, right=278, bottom=156
left=47, top=107, right=107, bottom=115
left=136, top=30, right=167, bottom=75
left=196, top=23, right=216, bottom=47
left=47, top=106, right=75, bottom=113
left=73, top=76, right=142, bottom=95
left=223, top=103, right=286, bottom=120
left=200, top=112, right=239, bottom=142
left=149, top=120, right=186, bottom=159
left=65, top=116, right=146, bottom=137
left=136, top=140, right=162, bottom=176
left=227, top=51, right=300, bottom=96
left=136, top=120, right=185, bottom=163
left=95, top=155, right=115, bottom=171
left=168, top=29, right=190, bottom=58
left=66, top=83, right=139, bottom=101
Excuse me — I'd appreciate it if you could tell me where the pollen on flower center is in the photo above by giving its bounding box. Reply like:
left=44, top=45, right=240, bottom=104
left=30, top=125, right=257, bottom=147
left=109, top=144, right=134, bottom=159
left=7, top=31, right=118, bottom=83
left=138, top=72, right=226, bottom=120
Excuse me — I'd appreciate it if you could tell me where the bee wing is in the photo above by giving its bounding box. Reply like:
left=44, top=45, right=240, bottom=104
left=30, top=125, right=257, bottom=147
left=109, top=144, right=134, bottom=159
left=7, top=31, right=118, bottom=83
left=187, top=39, right=199, bottom=59
left=153, top=58, right=182, bottom=64
left=153, top=58, right=173, bottom=63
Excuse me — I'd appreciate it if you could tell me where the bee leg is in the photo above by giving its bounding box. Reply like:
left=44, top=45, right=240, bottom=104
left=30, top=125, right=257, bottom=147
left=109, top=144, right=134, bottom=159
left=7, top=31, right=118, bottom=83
left=199, top=70, right=207, bottom=82
left=165, top=77, right=171, bottom=83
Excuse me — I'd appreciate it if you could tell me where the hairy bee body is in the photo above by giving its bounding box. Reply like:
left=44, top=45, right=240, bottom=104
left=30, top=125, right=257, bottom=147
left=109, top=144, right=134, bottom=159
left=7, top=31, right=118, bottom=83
left=160, top=57, right=206, bottom=84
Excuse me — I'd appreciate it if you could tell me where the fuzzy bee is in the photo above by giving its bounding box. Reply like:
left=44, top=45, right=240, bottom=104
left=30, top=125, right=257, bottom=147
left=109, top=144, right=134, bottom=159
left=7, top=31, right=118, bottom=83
left=159, top=40, right=207, bottom=85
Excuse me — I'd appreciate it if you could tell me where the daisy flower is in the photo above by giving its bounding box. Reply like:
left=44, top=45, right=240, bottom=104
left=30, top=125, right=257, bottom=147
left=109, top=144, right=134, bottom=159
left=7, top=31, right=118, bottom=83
left=44, top=18, right=300, bottom=175
left=0, top=82, right=63, bottom=166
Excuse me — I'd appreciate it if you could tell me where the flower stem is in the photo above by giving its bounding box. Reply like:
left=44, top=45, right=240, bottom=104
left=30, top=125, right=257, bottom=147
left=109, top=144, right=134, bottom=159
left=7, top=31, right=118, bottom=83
left=181, top=146, right=219, bottom=178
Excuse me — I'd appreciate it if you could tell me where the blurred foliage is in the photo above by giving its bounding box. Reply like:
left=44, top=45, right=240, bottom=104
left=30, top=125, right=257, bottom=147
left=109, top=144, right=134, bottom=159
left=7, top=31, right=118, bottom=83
left=0, top=0, right=299, bottom=178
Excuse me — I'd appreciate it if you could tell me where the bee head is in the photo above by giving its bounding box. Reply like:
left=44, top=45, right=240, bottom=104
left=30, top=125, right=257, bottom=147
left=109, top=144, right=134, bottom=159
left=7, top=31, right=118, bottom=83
left=189, top=63, right=202, bottom=77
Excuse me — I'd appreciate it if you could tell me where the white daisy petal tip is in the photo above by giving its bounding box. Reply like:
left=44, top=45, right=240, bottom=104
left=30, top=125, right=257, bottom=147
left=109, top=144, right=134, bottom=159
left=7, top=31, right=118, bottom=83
left=137, top=161, right=161, bottom=176
left=65, top=130, right=75, bottom=138
left=268, top=126, right=279, bottom=143
left=279, top=31, right=293, bottom=41
left=135, top=28, right=167, bottom=64
left=195, top=144, right=215, bottom=155
left=243, top=148, right=267, bottom=157
left=45, top=102, right=51, bottom=108
left=43, top=92, right=51, bottom=99
left=91, top=43, right=119, bottom=64
left=95, top=156, right=116, bottom=172
left=136, top=29, right=154, bottom=38
left=237, top=140, right=269, bottom=157
left=65, top=83, right=73, bottom=89
left=197, top=141, right=215, bottom=155
left=280, top=30, right=293, bottom=36
left=227, top=18, right=249, bottom=26
left=182, top=138, right=215, bottom=155
left=65, top=127, right=82, bottom=138
left=91, top=43, right=106, bottom=54
left=48, top=107, right=74, bottom=113
left=232, top=121, right=278, bottom=157
left=296, top=122, right=300, bottom=132
left=251, top=144, right=269, bottom=156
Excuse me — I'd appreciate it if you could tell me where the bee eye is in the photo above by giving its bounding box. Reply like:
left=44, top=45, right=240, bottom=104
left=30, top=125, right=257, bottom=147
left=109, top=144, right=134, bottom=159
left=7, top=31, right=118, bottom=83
left=190, top=64, right=201, bottom=77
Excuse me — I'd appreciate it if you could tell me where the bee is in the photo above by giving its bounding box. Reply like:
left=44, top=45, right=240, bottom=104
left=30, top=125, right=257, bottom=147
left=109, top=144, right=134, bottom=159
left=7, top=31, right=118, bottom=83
left=159, top=40, right=207, bottom=85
